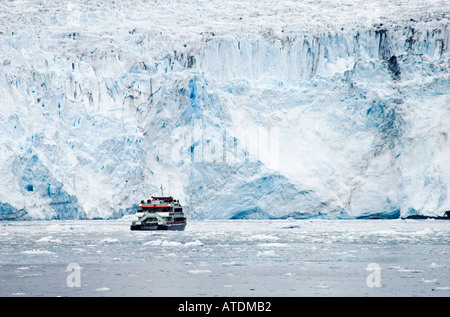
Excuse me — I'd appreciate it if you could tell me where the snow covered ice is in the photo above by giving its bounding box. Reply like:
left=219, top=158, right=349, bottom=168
left=0, top=0, right=449, bottom=220
left=0, top=219, right=449, bottom=296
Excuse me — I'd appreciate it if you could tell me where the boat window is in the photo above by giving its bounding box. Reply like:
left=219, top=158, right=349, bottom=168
left=143, top=206, right=171, bottom=212
left=174, top=207, right=183, bottom=212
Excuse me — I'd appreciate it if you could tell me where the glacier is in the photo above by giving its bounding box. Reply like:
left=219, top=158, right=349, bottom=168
left=0, top=0, right=449, bottom=220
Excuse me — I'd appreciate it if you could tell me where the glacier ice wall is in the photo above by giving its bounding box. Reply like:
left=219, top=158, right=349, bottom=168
left=0, top=0, right=449, bottom=219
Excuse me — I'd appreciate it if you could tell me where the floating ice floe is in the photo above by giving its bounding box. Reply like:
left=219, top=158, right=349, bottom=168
left=95, top=287, right=111, bottom=292
left=100, top=237, right=120, bottom=243
left=187, top=269, right=212, bottom=274
left=244, top=235, right=280, bottom=241
left=420, top=278, right=438, bottom=284
left=36, top=236, right=62, bottom=243
left=433, top=286, right=450, bottom=291
left=257, top=242, right=287, bottom=248
left=313, top=283, right=330, bottom=289
left=20, top=249, right=55, bottom=255
left=143, top=239, right=203, bottom=247
left=257, top=250, right=277, bottom=257
left=284, top=272, right=296, bottom=277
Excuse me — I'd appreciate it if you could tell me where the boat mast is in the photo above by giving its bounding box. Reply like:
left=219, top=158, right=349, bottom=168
left=160, top=184, right=164, bottom=196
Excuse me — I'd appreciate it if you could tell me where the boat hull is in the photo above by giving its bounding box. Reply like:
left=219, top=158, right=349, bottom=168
left=130, top=223, right=186, bottom=231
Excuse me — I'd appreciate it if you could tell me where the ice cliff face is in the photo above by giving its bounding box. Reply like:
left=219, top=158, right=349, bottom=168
left=0, top=0, right=449, bottom=219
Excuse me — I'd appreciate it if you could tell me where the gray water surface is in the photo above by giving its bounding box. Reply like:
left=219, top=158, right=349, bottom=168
left=0, top=219, right=449, bottom=296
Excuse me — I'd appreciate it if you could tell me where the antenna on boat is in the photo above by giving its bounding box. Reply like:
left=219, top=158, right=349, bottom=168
left=160, top=184, right=164, bottom=196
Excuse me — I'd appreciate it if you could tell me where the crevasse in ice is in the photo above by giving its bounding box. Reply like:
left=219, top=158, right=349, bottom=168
left=0, top=0, right=449, bottom=219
